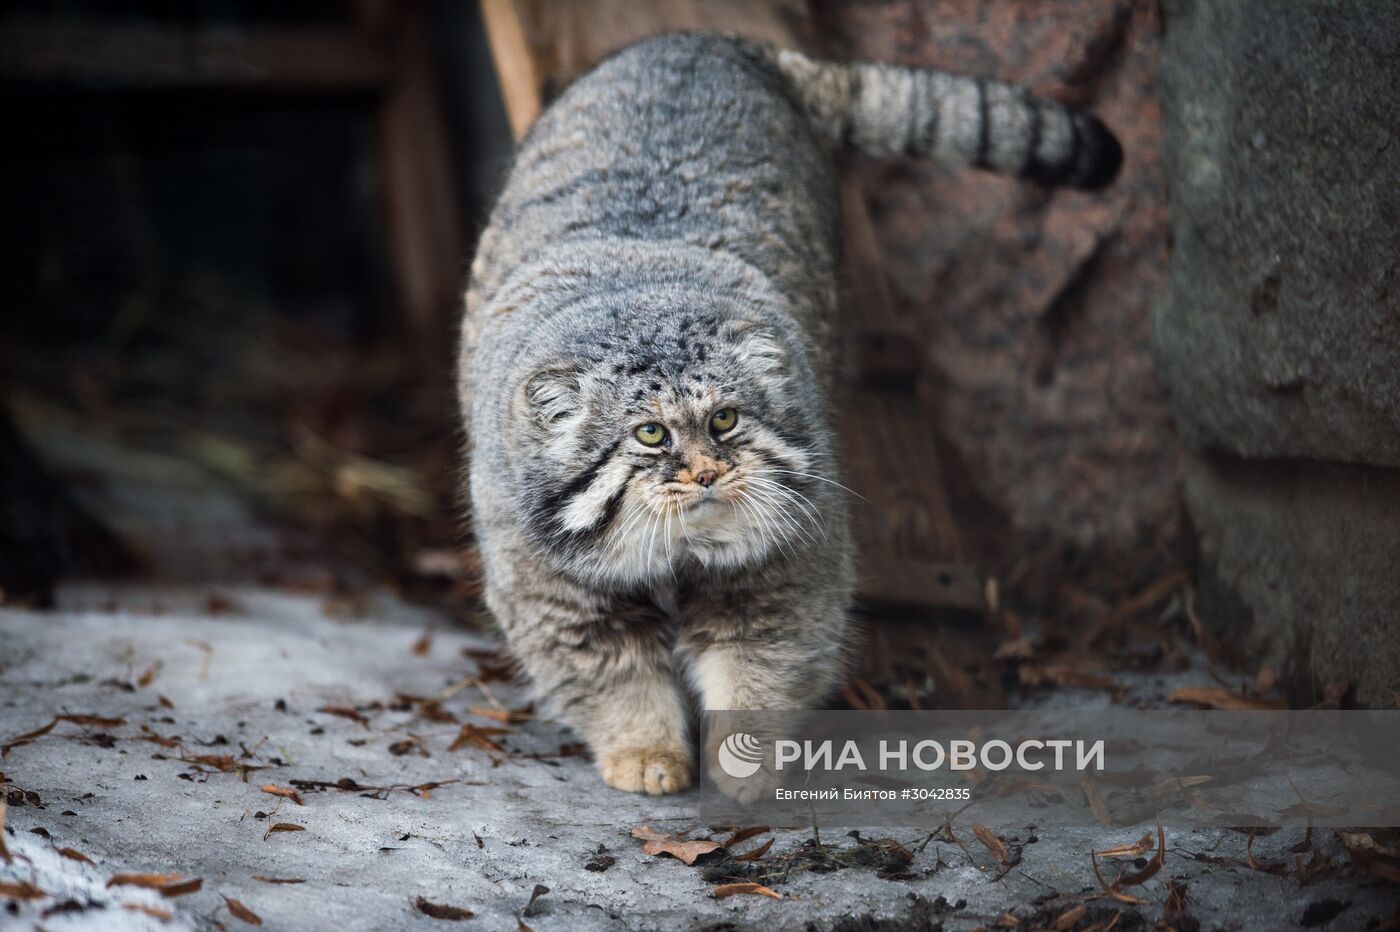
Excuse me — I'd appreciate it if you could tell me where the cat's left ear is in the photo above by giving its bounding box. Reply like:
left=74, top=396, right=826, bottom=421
left=520, top=365, right=584, bottom=430
left=724, top=320, right=788, bottom=377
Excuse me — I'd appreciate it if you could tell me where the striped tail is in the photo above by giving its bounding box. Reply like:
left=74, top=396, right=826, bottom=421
left=771, top=49, right=1123, bottom=190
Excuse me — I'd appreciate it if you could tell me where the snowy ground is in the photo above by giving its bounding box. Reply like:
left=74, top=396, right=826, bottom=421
left=4, top=581, right=1397, bottom=931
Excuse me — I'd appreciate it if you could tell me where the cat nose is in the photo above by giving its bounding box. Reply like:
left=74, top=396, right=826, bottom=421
left=695, top=469, right=717, bottom=488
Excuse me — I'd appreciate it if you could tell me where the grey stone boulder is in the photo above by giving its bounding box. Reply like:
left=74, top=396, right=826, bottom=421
left=1186, top=453, right=1400, bottom=708
left=1154, top=0, right=1400, bottom=465
left=1157, top=0, right=1400, bottom=705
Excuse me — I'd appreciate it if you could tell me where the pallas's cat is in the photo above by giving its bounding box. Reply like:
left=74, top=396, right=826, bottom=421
left=459, top=34, right=1120, bottom=795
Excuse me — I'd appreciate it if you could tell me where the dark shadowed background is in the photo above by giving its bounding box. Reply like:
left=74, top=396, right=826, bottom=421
left=3, top=0, right=1397, bottom=708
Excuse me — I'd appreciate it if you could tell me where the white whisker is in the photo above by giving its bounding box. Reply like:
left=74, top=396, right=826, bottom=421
left=738, top=492, right=796, bottom=560
left=744, top=474, right=823, bottom=517
left=744, top=485, right=817, bottom=546
left=757, top=468, right=869, bottom=503
left=663, top=505, right=677, bottom=580
left=742, top=475, right=826, bottom=538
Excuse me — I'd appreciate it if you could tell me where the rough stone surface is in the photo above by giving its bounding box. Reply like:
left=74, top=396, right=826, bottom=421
left=1186, top=453, right=1400, bottom=708
left=1154, top=0, right=1400, bottom=465
left=1155, top=0, right=1400, bottom=704
left=819, top=0, right=1180, bottom=570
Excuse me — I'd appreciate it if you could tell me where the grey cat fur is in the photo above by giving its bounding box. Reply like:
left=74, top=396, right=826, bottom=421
left=458, top=34, right=1120, bottom=796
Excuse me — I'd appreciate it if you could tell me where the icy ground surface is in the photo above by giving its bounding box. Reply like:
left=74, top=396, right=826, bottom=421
left=1, top=582, right=1395, bottom=932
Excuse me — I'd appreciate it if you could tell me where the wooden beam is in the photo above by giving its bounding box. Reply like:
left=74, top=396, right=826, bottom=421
left=478, top=0, right=541, bottom=140
left=0, top=23, right=388, bottom=91
left=372, top=0, right=464, bottom=367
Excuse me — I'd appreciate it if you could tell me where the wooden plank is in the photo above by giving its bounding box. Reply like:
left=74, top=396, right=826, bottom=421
left=836, top=181, right=977, bottom=613
left=370, top=0, right=463, bottom=367
left=0, top=23, right=388, bottom=91
left=478, top=0, right=542, bottom=140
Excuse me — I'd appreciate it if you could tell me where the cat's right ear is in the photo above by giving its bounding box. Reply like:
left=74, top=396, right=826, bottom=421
left=520, top=366, right=583, bottom=430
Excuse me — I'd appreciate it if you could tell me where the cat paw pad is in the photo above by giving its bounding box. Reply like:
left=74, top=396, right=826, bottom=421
left=599, top=747, right=693, bottom=795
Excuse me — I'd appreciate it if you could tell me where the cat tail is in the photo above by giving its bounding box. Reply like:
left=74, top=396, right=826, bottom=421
left=769, top=48, right=1122, bottom=190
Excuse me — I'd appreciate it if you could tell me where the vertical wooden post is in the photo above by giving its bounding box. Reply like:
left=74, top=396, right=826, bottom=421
left=365, top=0, right=463, bottom=367
left=478, top=0, right=542, bottom=141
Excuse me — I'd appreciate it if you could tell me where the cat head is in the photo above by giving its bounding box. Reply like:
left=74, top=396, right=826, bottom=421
left=511, top=308, right=830, bottom=586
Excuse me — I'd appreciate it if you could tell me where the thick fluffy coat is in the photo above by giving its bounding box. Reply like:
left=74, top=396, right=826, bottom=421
left=459, top=34, right=1119, bottom=794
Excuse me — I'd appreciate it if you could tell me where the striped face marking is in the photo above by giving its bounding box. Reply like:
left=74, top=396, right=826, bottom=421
left=524, top=346, right=826, bottom=585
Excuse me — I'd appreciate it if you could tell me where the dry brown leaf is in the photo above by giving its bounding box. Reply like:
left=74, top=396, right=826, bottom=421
left=179, top=753, right=267, bottom=782
left=252, top=875, right=305, bottom=884
left=225, top=895, right=263, bottom=926
left=318, top=705, right=370, bottom=728
left=1168, top=687, right=1286, bottom=711
left=733, top=838, right=774, bottom=861
left=122, top=903, right=173, bottom=920
left=411, top=632, right=433, bottom=656
left=137, top=660, right=162, bottom=688
left=205, top=592, right=237, bottom=614
left=448, top=723, right=511, bottom=753
left=1114, top=567, right=1190, bottom=618
left=1163, top=881, right=1190, bottom=925
left=187, top=754, right=240, bottom=770
left=1081, top=772, right=1112, bottom=826
left=1339, top=831, right=1400, bottom=861
left=414, top=701, right=458, bottom=724
left=1089, top=823, right=1163, bottom=904
left=137, top=730, right=181, bottom=749
left=722, top=825, right=771, bottom=847
left=57, top=846, right=95, bottom=865
left=712, top=882, right=782, bottom=899
left=263, top=822, right=306, bottom=841
left=871, top=838, right=915, bottom=863
left=972, top=822, right=1010, bottom=866
left=158, top=695, right=176, bottom=709
left=416, top=895, right=475, bottom=920
left=1243, top=830, right=1288, bottom=875
left=1090, top=851, right=1148, bottom=905
left=107, top=873, right=202, bottom=898
left=57, top=714, right=126, bottom=728
left=1053, top=904, right=1087, bottom=930
left=1339, top=831, right=1400, bottom=883
left=0, top=880, right=46, bottom=901
left=160, top=877, right=203, bottom=898
left=470, top=706, right=533, bottom=725
left=1117, top=826, right=1166, bottom=887
left=631, top=825, right=723, bottom=865
left=3, top=715, right=128, bottom=756
left=260, top=784, right=305, bottom=806
left=1096, top=831, right=1155, bottom=859
left=107, top=873, right=185, bottom=890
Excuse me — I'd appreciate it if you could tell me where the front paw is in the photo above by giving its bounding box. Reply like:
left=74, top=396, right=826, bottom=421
left=599, top=746, right=694, bottom=795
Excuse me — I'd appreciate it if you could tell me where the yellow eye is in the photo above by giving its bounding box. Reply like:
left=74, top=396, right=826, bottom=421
left=710, top=407, right=738, bottom=433
left=634, top=422, right=668, bottom=446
